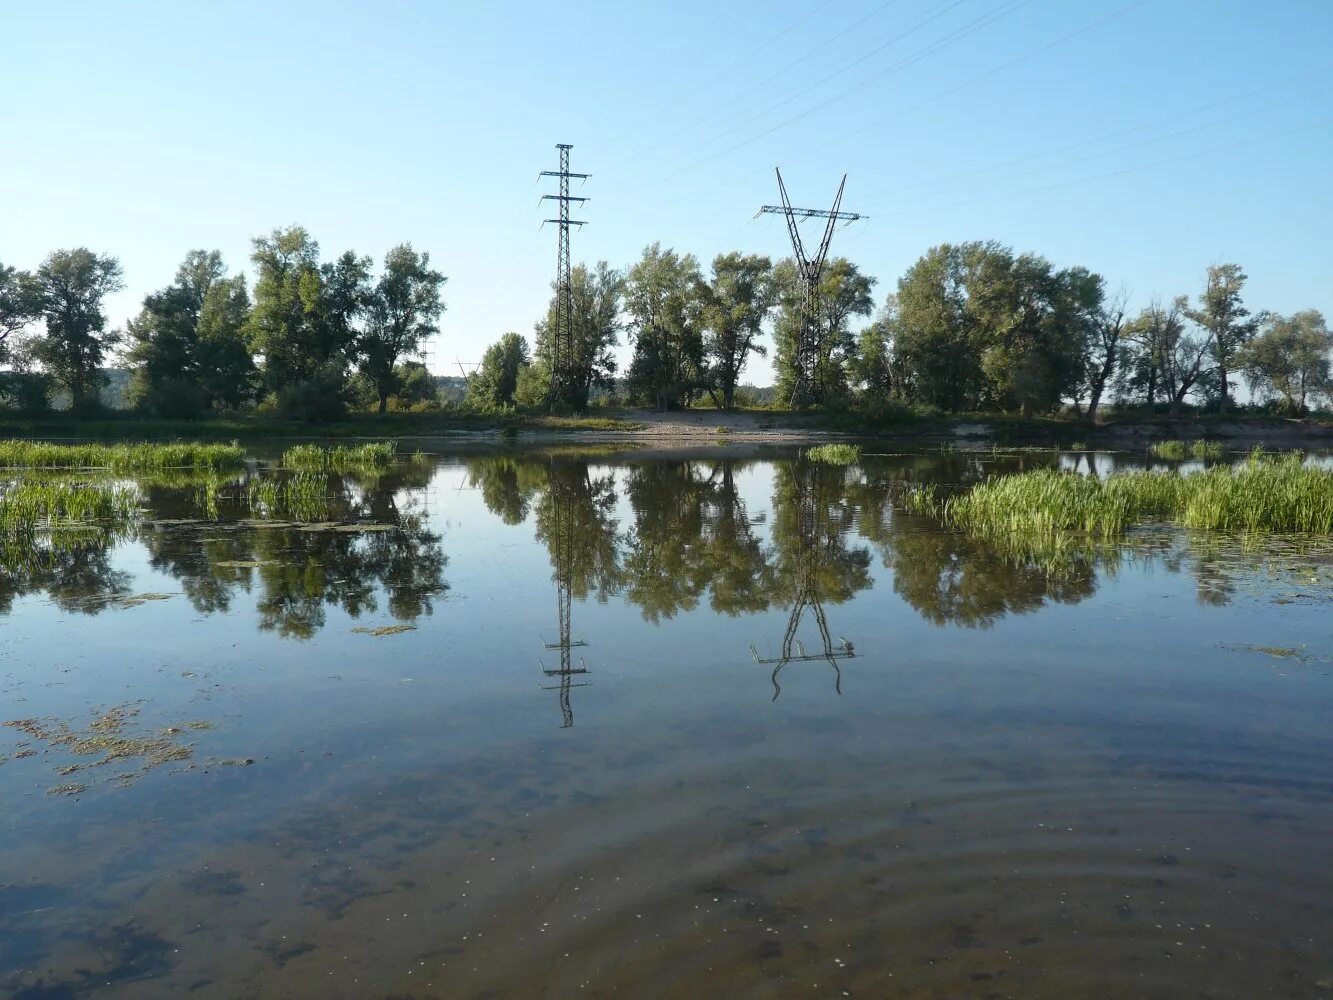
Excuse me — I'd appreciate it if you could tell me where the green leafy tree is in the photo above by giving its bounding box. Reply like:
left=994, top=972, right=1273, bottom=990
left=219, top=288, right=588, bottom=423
left=125, top=250, right=254, bottom=416
left=358, top=244, right=447, bottom=414
left=246, top=227, right=370, bottom=418
left=700, top=252, right=774, bottom=410
left=29, top=248, right=124, bottom=411
left=1122, top=297, right=1206, bottom=415
left=1079, top=288, right=1128, bottom=422
left=894, top=244, right=987, bottom=411
left=624, top=244, right=706, bottom=409
left=1, top=261, right=38, bottom=365
left=772, top=257, right=875, bottom=405
left=849, top=294, right=903, bottom=399
left=1185, top=263, right=1260, bottom=413
left=467, top=332, right=530, bottom=410
left=1241, top=309, right=1331, bottom=414
left=532, top=261, right=623, bottom=409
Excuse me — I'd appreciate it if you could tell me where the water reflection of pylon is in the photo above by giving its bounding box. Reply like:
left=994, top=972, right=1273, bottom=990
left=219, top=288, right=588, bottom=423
left=538, top=475, right=588, bottom=728
left=748, top=473, right=857, bottom=701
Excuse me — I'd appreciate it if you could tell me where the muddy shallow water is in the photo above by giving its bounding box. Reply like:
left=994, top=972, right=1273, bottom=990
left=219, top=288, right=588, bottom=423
left=1, top=449, right=1331, bottom=998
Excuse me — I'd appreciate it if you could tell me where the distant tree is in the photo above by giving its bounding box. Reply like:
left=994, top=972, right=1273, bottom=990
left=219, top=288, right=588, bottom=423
left=358, top=244, right=447, bottom=414
left=1080, top=286, right=1127, bottom=422
left=772, top=257, right=874, bottom=405
left=1241, top=309, right=1332, bottom=414
left=0, top=261, right=38, bottom=366
left=895, top=244, right=986, bottom=411
left=125, top=250, right=254, bottom=416
left=29, top=248, right=124, bottom=412
left=531, top=261, right=623, bottom=409
left=246, top=227, right=370, bottom=418
left=1123, top=297, right=1205, bottom=415
left=467, top=332, right=530, bottom=410
left=848, top=295, right=898, bottom=399
left=624, top=244, right=706, bottom=409
left=1185, top=263, right=1260, bottom=413
left=700, top=252, right=774, bottom=410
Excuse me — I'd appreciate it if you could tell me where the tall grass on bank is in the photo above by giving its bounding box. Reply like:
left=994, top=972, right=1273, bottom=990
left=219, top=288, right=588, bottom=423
left=807, top=443, right=862, bottom=465
left=1150, top=439, right=1225, bottom=461
left=0, top=480, right=140, bottom=532
left=282, top=442, right=397, bottom=472
left=929, top=453, right=1332, bottom=544
left=0, top=439, right=244, bottom=471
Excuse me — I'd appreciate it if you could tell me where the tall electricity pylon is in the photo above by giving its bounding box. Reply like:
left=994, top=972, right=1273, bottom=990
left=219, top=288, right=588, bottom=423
left=756, top=169, right=864, bottom=407
left=540, top=143, right=589, bottom=409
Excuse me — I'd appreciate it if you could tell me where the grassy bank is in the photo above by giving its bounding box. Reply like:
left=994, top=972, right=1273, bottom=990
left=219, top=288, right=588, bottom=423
left=0, top=439, right=244, bottom=471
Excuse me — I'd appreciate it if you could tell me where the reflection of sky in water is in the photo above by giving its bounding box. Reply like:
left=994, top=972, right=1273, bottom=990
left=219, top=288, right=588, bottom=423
left=1, top=451, right=1331, bottom=997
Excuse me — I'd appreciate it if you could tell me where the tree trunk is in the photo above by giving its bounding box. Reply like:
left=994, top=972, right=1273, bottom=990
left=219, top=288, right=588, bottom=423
left=1217, top=362, right=1230, bottom=414
left=377, top=391, right=388, bottom=414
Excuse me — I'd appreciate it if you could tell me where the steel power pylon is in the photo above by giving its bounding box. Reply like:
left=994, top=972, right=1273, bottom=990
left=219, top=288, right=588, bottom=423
left=540, top=143, right=589, bottom=409
left=756, top=169, right=864, bottom=407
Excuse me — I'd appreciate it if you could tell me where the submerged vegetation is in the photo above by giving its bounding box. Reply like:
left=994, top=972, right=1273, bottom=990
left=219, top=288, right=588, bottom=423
left=281, top=441, right=397, bottom=472
left=0, top=439, right=244, bottom=471
left=807, top=443, right=862, bottom=465
left=1150, top=438, right=1225, bottom=461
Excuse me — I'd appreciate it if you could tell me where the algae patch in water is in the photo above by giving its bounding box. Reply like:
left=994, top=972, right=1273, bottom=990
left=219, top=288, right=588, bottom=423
left=351, top=624, right=417, bottom=637
left=2, top=705, right=207, bottom=791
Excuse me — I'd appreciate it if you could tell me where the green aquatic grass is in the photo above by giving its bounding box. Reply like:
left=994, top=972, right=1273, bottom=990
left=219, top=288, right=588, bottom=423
left=0, top=439, right=244, bottom=471
left=246, top=473, right=330, bottom=522
left=807, top=443, right=862, bottom=465
left=0, top=480, right=140, bottom=532
left=281, top=441, right=397, bottom=472
left=1150, top=438, right=1225, bottom=461
left=931, top=453, right=1333, bottom=544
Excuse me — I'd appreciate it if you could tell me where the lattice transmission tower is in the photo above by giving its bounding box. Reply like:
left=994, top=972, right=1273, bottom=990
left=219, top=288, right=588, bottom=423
left=756, top=169, right=864, bottom=407
left=540, top=143, right=589, bottom=409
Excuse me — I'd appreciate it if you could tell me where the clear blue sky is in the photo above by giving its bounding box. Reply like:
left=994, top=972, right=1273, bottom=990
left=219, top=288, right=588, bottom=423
left=3, top=0, right=1329, bottom=385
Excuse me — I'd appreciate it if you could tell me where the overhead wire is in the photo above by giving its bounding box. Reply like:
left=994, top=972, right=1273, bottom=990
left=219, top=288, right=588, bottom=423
left=598, top=0, right=839, bottom=169
left=604, top=0, right=911, bottom=179
left=874, top=116, right=1333, bottom=217
left=630, top=0, right=1027, bottom=188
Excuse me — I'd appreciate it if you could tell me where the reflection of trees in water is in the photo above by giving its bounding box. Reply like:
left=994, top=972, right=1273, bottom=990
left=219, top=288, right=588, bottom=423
left=0, top=530, right=134, bottom=615
left=137, top=466, right=448, bottom=639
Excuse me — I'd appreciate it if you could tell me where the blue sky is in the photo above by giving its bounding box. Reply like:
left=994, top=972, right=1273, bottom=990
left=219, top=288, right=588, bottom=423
left=3, top=0, right=1329, bottom=385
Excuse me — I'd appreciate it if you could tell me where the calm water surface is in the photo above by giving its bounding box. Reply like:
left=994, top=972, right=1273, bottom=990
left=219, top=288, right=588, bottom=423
left=1, top=448, right=1330, bottom=999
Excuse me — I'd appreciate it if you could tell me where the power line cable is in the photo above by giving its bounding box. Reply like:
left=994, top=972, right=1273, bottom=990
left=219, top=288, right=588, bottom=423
left=604, top=0, right=910, bottom=176
left=599, top=0, right=839, bottom=160
left=644, top=0, right=1029, bottom=186
left=877, top=116, right=1332, bottom=216
left=862, top=69, right=1329, bottom=199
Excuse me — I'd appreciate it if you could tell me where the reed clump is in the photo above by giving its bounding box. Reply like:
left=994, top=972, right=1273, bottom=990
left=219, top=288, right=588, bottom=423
left=931, top=453, right=1332, bottom=541
left=282, top=441, right=397, bottom=472
left=0, top=439, right=244, bottom=472
left=1150, top=439, right=1225, bottom=461
left=807, top=443, right=862, bottom=465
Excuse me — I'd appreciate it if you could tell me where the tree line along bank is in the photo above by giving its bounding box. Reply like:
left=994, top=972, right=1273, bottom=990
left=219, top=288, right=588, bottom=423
left=3, top=232, right=1328, bottom=421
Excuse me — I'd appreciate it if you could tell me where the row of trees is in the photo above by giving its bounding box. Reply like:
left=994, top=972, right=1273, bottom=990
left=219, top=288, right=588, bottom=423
left=0, top=228, right=446, bottom=417
left=5, top=233, right=1326, bottom=419
left=468, top=244, right=877, bottom=412
left=470, top=241, right=1327, bottom=417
